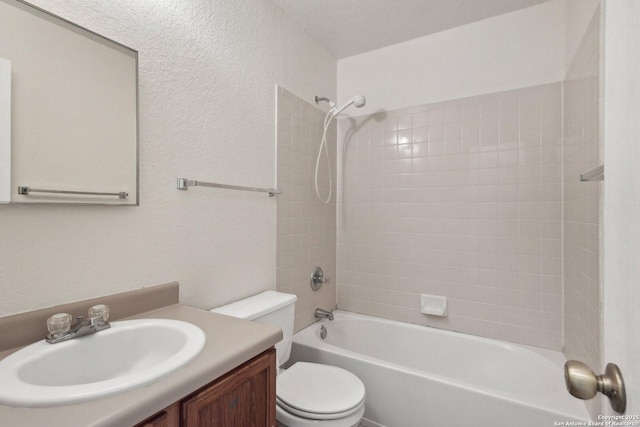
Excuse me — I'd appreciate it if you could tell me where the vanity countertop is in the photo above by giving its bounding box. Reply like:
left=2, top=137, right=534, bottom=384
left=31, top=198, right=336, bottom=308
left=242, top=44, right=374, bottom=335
left=0, top=303, right=282, bottom=427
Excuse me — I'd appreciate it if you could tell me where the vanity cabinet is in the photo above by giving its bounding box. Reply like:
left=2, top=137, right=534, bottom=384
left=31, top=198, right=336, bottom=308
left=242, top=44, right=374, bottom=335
left=135, top=348, right=276, bottom=427
left=137, top=403, right=180, bottom=427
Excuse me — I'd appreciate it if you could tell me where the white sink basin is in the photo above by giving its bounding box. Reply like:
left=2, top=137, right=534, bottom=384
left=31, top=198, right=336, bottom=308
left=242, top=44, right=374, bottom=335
left=0, top=318, right=206, bottom=407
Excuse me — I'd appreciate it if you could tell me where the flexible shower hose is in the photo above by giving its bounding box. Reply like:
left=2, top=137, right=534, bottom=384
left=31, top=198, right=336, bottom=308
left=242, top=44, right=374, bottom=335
left=314, top=110, right=334, bottom=204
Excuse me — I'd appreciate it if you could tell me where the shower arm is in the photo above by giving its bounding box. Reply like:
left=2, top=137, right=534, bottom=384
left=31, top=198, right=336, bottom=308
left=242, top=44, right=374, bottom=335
left=314, top=96, right=337, bottom=114
left=314, top=96, right=332, bottom=105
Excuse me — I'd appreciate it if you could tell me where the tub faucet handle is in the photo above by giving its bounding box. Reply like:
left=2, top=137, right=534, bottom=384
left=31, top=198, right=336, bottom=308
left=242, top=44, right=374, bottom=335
left=310, top=266, right=329, bottom=291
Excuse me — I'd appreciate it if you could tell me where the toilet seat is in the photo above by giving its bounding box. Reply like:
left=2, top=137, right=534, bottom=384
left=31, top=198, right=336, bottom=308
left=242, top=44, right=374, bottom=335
left=276, top=362, right=366, bottom=420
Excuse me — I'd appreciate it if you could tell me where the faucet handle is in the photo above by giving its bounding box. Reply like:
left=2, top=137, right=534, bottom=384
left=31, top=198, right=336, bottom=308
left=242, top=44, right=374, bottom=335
left=88, top=304, right=110, bottom=322
left=310, top=267, right=329, bottom=291
left=47, top=313, right=72, bottom=336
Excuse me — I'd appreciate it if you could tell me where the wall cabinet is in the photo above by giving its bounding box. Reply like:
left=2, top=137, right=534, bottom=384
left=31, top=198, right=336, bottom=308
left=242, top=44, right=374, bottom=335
left=135, top=349, right=276, bottom=427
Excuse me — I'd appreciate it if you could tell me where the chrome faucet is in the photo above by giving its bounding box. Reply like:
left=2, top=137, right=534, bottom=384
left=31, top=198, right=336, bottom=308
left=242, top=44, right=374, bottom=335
left=46, top=304, right=111, bottom=344
left=314, top=308, right=334, bottom=321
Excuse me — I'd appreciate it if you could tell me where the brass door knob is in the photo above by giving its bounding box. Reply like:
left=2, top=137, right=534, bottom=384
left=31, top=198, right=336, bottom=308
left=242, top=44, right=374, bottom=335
left=564, top=360, right=626, bottom=413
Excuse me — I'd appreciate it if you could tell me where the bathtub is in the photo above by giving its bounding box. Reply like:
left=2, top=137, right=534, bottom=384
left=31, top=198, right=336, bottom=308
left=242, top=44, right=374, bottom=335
left=289, top=311, right=590, bottom=427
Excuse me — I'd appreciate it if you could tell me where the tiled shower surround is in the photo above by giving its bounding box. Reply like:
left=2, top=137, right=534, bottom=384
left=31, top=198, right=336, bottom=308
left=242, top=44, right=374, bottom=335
left=276, top=86, right=337, bottom=333
left=563, top=9, right=601, bottom=417
left=337, top=83, right=563, bottom=350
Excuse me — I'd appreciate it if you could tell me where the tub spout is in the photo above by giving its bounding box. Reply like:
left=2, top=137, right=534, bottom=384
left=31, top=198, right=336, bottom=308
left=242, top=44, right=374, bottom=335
left=315, top=308, right=334, bottom=321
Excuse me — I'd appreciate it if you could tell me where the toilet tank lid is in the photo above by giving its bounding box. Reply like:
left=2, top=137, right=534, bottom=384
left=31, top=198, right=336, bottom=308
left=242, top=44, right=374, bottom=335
left=210, top=290, right=297, bottom=320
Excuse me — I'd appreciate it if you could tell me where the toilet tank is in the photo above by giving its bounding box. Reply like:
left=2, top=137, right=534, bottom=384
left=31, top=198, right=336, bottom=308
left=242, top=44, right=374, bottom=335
left=210, top=290, right=297, bottom=367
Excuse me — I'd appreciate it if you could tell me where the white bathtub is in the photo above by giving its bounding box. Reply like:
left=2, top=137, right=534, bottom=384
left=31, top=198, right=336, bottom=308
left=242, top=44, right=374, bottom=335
left=289, top=311, right=590, bottom=427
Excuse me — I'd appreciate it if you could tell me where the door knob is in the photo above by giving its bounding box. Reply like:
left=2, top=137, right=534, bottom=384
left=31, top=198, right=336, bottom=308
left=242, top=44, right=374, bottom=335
left=564, top=360, right=626, bottom=413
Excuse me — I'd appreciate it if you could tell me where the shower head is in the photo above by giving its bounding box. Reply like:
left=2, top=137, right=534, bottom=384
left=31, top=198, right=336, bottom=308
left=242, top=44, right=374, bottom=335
left=333, top=95, right=366, bottom=116
left=352, top=95, right=366, bottom=108
left=312, top=93, right=366, bottom=204
left=314, top=94, right=366, bottom=116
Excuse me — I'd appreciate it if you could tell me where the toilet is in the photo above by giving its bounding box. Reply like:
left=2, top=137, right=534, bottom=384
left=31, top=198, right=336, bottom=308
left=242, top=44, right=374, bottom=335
left=211, top=291, right=365, bottom=427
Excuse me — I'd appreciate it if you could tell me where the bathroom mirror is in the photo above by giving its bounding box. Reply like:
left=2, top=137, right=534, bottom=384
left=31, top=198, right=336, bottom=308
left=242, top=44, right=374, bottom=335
left=0, top=0, right=138, bottom=205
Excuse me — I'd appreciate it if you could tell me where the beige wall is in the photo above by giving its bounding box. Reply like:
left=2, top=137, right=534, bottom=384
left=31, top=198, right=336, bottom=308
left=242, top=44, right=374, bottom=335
left=564, top=0, right=601, bottom=75
left=337, top=0, right=564, bottom=117
left=562, top=7, right=602, bottom=418
left=276, top=86, right=337, bottom=332
left=337, top=82, right=563, bottom=350
left=0, top=0, right=336, bottom=316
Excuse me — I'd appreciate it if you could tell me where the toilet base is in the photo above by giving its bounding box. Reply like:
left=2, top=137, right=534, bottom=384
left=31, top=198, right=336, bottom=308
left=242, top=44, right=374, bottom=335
left=276, top=404, right=365, bottom=427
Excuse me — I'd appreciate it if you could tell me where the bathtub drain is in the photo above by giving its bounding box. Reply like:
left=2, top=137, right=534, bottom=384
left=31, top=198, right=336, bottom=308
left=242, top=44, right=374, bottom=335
left=320, top=325, right=327, bottom=339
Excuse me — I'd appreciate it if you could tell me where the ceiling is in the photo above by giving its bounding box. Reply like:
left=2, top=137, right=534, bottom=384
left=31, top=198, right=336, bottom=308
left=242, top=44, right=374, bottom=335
left=272, top=0, right=553, bottom=59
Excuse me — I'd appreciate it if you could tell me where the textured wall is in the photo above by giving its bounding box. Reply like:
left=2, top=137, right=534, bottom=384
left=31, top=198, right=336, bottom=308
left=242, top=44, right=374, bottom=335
left=276, top=86, right=337, bottom=332
left=337, top=82, right=563, bottom=350
left=562, top=8, right=601, bottom=418
left=0, top=0, right=336, bottom=316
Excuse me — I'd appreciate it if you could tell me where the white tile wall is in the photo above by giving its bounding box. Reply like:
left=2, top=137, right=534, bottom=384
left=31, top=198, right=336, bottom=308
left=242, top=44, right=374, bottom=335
left=562, top=8, right=602, bottom=417
left=276, top=86, right=337, bottom=332
left=337, top=82, right=563, bottom=350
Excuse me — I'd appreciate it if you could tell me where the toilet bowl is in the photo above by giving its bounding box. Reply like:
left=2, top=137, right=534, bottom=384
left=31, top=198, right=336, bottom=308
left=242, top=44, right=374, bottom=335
left=276, top=362, right=365, bottom=427
left=276, top=403, right=364, bottom=427
left=211, top=291, right=366, bottom=427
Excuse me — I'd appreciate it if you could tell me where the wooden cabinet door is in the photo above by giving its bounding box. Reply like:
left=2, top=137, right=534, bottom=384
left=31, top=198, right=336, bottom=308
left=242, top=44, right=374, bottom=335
left=135, top=402, right=180, bottom=427
left=181, top=349, right=276, bottom=427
